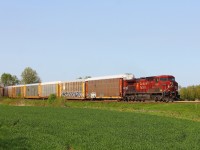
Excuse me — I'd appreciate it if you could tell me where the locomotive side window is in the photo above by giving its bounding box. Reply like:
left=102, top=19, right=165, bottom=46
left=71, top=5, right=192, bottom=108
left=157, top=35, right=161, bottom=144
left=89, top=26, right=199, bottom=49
left=160, top=78, right=168, bottom=81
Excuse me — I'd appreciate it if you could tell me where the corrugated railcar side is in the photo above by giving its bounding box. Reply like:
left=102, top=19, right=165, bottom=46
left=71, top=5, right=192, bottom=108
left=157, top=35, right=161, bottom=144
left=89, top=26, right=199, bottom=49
left=24, top=83, right=40, bottom=99
left=61, top=81, right=85, bottom=99
left=40, top=82, right=61, bottom=98
left=3, top=87, right=8, bottom=97
left=0, top=87, right=3, bottom=97
left=85, top=78, right=123, bottom=100
left=12, top=85, right=25, bottom=98
left=8, top=86, right=13, bottom=98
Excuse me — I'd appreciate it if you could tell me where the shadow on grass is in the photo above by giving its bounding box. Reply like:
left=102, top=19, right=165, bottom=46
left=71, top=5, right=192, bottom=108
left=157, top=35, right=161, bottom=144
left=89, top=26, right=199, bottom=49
left=0, top=137, right=30, bottom=150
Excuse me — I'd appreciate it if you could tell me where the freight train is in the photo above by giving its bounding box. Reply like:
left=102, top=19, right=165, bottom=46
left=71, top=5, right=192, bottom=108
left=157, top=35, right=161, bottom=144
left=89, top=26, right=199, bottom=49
left=1, top=74, right=179, bottom=102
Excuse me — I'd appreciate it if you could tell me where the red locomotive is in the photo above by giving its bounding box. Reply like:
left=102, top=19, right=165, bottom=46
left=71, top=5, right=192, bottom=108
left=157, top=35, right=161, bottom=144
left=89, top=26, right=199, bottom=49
left=124, top=75, right=179, bottom=102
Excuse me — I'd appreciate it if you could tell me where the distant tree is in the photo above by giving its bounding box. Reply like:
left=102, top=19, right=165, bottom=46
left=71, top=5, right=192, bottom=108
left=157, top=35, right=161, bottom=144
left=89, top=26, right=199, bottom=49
left=11, top=75, right=20, bottom=85
left=77, top=76, right=91, bottom=80
left=196, top=85, right=200, bottom=100
left=0, top=73, right=20, bottom=86
left=180, top=87, right=188, bottom=100
left=84, top=76, right=91, bottom=79
left=180, top=85, right=200, bottom=101
left=21, top=67, right=41, bottom=84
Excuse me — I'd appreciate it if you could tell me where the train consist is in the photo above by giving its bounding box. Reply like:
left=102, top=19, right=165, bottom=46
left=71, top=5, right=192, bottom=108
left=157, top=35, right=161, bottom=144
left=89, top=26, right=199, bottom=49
left=1, top=74, right=179, bottom=102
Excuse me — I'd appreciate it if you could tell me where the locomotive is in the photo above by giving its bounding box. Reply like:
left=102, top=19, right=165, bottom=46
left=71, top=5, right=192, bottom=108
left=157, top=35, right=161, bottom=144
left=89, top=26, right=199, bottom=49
left=2, top=74, right=179, bottom=102
left=124, top=75, right=179, bottom=102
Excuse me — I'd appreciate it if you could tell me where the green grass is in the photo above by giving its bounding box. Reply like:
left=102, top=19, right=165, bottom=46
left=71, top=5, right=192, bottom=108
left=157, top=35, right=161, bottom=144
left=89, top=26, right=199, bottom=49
left=1, top=98, right=200, bottom=121
left=65, top=101, right=200, bottom=122
left=1, top=98, right=200, bottom=149
left=1, top=105, right=200, bottom=150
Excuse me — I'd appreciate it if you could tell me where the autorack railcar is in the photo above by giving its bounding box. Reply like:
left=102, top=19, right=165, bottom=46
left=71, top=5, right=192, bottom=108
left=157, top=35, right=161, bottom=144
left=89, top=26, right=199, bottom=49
left=40, top=81, right=61, bottom=98
left=85, top=74, right=134, bottom=100
left=61, top=80, right=85, bottom=99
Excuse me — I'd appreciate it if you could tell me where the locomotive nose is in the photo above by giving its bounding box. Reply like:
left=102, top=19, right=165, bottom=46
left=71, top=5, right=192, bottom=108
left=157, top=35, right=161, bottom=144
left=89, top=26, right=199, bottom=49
left=173, top=81, right=178, bottom=90
left=169, top=81, right=178, bottom=90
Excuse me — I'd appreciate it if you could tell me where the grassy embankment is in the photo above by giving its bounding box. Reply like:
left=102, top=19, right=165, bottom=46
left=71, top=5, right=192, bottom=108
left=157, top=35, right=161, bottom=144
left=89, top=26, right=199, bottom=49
left=1, top=97, right=200, bottom=122
left=1, top=98, right=200, bottom=149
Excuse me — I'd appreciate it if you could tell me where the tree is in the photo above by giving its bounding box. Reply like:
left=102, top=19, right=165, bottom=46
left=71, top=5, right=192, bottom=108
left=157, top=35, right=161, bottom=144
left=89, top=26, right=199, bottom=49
left=11, top=75, right=20, bottom=85
left=77, top=76, right=91, bottom=80
left=179, top=85, right=200, bottom=101
left=84, top=76, right=91, bottom=79
left=0, top=73, right=20, bottom=86
left=21, top=67, right=41, bottom=84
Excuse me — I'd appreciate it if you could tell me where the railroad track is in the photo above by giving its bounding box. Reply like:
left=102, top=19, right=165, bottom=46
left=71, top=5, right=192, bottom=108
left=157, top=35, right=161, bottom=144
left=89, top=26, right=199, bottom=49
left=66, top=99, right=200, bottom=103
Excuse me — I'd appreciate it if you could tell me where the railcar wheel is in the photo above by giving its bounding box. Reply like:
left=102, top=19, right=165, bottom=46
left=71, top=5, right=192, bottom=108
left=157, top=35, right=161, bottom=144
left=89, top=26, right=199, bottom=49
left=123, top=97, right=126, bottom=102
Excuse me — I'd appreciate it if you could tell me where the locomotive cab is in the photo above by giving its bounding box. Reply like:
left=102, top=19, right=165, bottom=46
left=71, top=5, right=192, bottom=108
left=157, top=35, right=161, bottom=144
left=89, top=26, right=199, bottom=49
left=159, top=75, right=179, bottom=101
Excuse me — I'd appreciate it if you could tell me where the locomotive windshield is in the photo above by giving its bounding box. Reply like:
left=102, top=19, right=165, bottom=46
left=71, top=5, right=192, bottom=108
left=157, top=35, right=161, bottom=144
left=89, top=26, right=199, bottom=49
left=169, top=77, right=175, bottom=81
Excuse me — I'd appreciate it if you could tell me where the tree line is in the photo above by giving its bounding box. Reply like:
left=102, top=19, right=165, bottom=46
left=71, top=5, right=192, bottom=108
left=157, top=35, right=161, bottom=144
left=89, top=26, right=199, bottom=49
left=0, top=67, right=41, bottom=86
left=179, top=85, right=200, bottom=101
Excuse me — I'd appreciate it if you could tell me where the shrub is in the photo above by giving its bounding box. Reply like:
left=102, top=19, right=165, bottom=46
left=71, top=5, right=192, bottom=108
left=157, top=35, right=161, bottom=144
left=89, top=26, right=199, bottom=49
left=48, top=94, right=57, bottom=104
left=180, top=85, right=200, bottom=101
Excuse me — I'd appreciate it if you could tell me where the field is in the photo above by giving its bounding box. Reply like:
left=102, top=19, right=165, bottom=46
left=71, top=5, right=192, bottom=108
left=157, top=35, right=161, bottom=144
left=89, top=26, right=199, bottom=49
left=1, top=98, right=200, bottom=149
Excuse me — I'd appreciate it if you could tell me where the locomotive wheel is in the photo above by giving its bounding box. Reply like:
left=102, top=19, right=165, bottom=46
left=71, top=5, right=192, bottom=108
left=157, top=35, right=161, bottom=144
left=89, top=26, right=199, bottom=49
left=131, top=97, right=135, bottom=101
left=159, top=97, right=163, bottom=102
left=162, top=98, right=165, bottom=102
left=126, top=97, right=130, bottom=102
left=155, top=97, right=158, bottom=102
left=134, top=97, right=137, bottom=102
left=164, top=98, right=169, bottom=103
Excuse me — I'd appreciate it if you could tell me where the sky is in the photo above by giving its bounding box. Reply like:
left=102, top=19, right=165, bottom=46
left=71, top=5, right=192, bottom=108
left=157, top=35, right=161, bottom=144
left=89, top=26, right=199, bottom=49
left=0, top=0, right=200, bottom=87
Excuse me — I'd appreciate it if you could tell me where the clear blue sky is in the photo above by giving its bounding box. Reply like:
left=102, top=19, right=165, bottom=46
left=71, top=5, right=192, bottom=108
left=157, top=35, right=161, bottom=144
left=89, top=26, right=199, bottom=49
left=0, top=0, right=200, bottom=87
